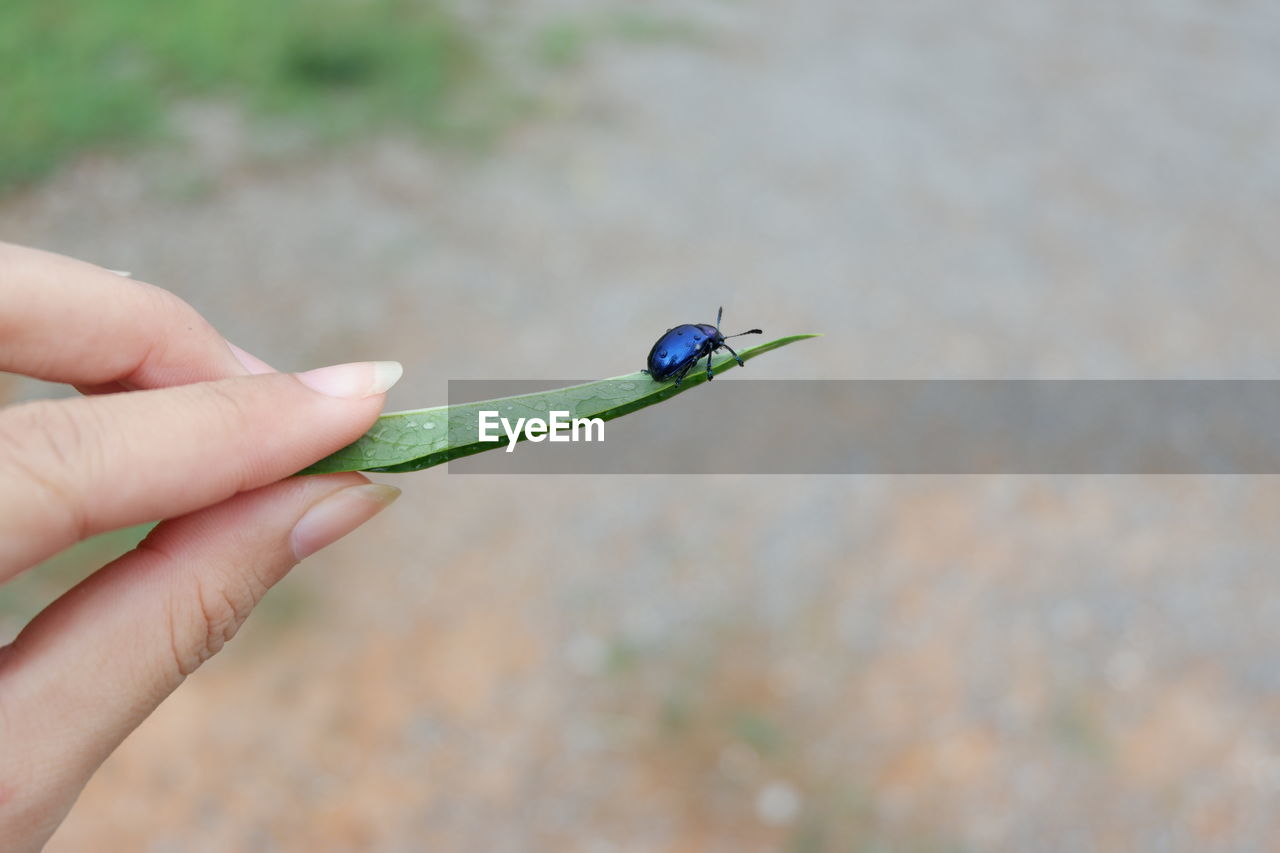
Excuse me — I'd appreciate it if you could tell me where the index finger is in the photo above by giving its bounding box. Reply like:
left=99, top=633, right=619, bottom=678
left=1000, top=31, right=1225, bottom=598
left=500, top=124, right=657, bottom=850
left=0, top=242, right=250, bottom=389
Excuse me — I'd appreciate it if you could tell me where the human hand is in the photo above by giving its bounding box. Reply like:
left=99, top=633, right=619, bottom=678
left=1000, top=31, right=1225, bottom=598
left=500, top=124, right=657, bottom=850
left=0, top=242, right=402, bottom=851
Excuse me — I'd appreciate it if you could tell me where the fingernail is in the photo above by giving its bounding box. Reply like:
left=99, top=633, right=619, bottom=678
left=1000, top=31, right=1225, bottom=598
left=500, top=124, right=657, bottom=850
left=226, top=341, right=276, bottom=375
left=291, top=483, right=401, bottom=560
left=296, top=361, right=402, bottom=399
left=107, top=269, right=133, bottom=278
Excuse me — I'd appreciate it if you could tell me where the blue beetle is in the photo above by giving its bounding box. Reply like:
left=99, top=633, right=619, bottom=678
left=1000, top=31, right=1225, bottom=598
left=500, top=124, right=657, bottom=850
left=643, top=307, right=763, bottom=387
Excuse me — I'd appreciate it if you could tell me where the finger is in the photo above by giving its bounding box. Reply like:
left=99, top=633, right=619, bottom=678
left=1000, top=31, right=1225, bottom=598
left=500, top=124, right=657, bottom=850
left=0, top=242, right=249, bottom=389
left=73, top=341, right=277, bottom=398
left=223, top=342, right=277, bottom=375
left=0, top=361, right=401, bottom=575
left=0, top=473, right=400, bottom=851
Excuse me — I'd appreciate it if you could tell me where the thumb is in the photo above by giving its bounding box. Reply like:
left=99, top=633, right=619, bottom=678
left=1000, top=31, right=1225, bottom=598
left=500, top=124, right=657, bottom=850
left=0, top=473, right=400, bottom=851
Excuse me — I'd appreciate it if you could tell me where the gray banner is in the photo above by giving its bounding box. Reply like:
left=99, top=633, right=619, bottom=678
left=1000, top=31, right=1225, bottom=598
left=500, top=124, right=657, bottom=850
left=445, top=380, right=1280, bottom=474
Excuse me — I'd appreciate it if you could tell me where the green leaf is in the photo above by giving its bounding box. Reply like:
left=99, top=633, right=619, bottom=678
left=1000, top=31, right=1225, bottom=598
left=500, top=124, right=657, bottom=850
left=300, top=333, right=819, bottom=474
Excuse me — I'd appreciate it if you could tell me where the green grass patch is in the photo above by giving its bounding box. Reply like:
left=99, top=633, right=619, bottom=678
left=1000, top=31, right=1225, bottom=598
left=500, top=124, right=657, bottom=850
left=534, top=19, right=591, bottom=69
left=0, top=0, right=482, bottom=191
left=533, top=9, right=704, bottom=69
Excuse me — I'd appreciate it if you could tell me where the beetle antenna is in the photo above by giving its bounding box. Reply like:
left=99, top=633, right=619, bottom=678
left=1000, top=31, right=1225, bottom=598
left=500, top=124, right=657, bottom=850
left=716, top=306, right=724, bottom=328
left=725, top=328, right=763, bottom=338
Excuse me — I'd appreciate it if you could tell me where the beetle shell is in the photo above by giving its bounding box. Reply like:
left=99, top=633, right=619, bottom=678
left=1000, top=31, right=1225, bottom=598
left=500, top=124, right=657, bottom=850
left=646, top=323, right=722, bottom=381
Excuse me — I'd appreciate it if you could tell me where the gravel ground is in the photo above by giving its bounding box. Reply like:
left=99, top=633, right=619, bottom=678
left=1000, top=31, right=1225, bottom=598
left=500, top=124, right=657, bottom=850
left=4, top=0, right=1280, bottom=850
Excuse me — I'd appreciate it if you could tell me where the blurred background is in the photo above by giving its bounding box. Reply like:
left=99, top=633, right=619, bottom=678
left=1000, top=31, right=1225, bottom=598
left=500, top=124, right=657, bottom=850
left=3, top=0, right=1280, bottom=849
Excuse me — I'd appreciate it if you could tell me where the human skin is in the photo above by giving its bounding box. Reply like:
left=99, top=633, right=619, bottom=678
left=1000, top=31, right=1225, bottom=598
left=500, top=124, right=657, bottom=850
left=0, top=242, right=403, bottom=850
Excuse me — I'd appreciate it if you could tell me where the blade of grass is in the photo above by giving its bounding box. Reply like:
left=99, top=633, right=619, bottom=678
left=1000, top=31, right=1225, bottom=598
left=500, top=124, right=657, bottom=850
left=301, top=333, right=819, bottom=474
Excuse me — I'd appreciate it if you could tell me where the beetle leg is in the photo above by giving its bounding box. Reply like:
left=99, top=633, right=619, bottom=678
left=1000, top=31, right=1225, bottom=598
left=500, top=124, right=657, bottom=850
left=705, top=349, right=715, bottom=381
left=672, top=359, right=697, bottom=388
left=721, top=342, right=746, bottom=368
